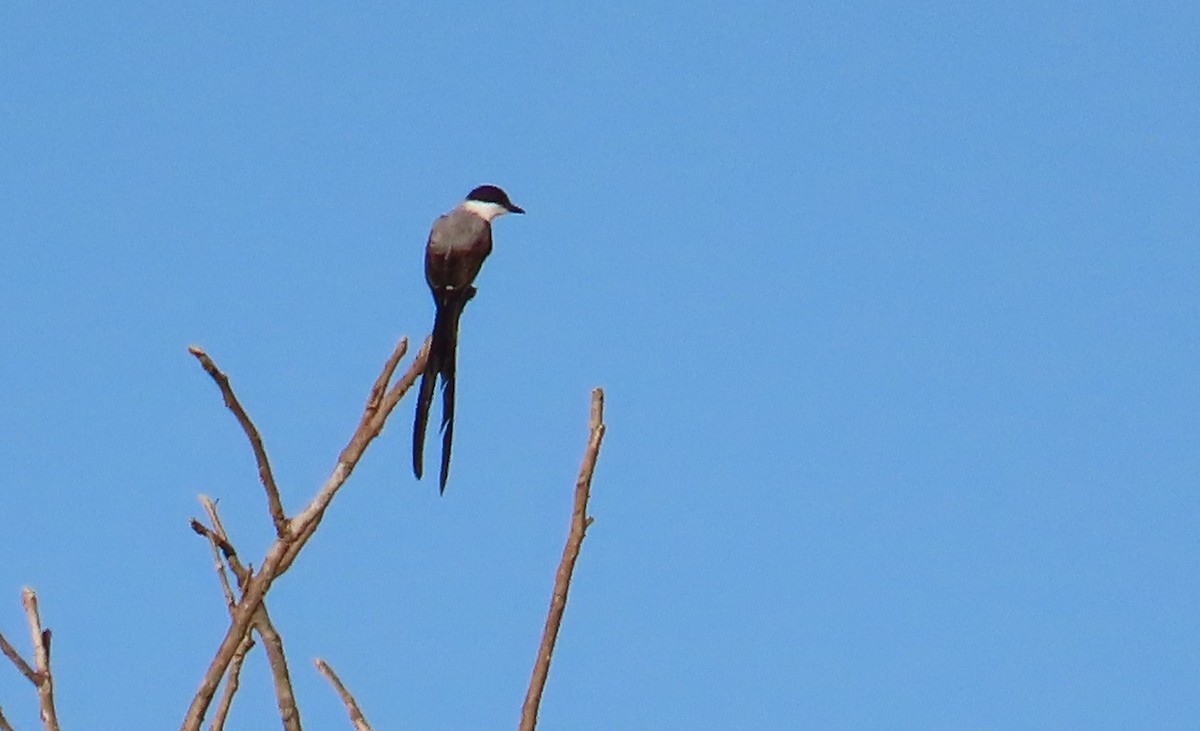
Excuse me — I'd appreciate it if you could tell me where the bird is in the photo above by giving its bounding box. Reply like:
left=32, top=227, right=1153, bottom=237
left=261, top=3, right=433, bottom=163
left=412, top=184, right=524, bottom=492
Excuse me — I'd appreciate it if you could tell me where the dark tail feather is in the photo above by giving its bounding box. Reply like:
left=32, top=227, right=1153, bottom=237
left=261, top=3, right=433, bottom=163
left=438, top=365, right=456, bottom=493
left=434, top=293, right=463, bottom=493
left=413, top=288, right=469, bottom=491
left=412, top=344, right=439, bottom=480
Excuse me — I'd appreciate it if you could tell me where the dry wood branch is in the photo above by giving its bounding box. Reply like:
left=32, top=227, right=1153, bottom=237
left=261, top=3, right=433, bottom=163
left=194, top=498, right=299, bottom=730
left=0, top=630, right=36, bottom=685
left=253, top=608, right=300, bottom=731
left=182, top=337, right=425, bottom=731
left=338, top=337, right=428, bottom=467
left=190, top=517, right=239, bottom=568
left=209, top=634, right=254, bottom=731
left=280, top=337, right=429, bottom=576
left=0, top=705, right=14, bottom=731
left=199, top=497, right=252, bottom=589
left=192, top=519, right=240, bottom=610
left=20, top=589, right=59, bottom=731
left=188, top=345, right=289, bottom=538
left=315, top=659, right=373, bottom=731
left=192, top=500, right=257, bottom=731
left=357, top=334, right=413, bottom=423
left=519, top=388, right=607, bottom=731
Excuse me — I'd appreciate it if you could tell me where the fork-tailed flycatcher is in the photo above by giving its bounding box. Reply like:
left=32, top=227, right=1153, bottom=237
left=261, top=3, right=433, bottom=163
left=413, top=184, right=524, bottom=492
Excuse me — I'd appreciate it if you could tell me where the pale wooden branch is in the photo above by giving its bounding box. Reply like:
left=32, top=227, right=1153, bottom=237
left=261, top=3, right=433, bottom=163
left=188, top=345, right=289, bottom=538
left=0, top=705, right=14, bottom=731
left=519, top=388, right=607, bottom=731
left=192, top=501, right=257, bottom=731
left=182, top=337, right=426, bottom=731
left=190, top=506, right=252, bottom=729
left=194, top=497, right=300, bottom=730
left=191, top=517, right=239, bottom=610
left=0, top=630, right=36, bottom=684
left=252, top=608, right=300, bottom=731
left=199, top=497, right=252, bottom=586
left=314, top=659, right=373, bottom=731
left=20, top=589, right=59, bottom=731
left=278, top=337, right=430, bottom=576
left=208, top=634, right=254, bottom=731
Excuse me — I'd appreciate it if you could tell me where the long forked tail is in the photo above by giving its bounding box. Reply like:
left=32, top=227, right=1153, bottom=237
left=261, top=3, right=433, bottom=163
left=412, top=345, right=439, bottom=481
left=412, top=287, right=471, bottom=492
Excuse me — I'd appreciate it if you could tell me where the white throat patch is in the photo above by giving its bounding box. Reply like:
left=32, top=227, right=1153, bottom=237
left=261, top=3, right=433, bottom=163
left=461, top=199, right=509, bottom=221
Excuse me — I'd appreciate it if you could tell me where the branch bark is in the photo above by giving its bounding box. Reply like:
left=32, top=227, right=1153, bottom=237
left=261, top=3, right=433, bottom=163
left=184, top=337, right=604, bottom=730
left=315, top=659, right=373, bottom=731
left=208, top=633, right=254, bottom=731
left=0, top=630, right=36, bottom=685
left=181, top=337, right=427, bottom=731
left=254, top=608, right=300, bottom=730
left=21, top=589, right=59, bottom=731
left=519, top=388, right=606, bottom=731
left=195, top=495, right=300, bottom=730
left=188, top=346, right=289, bottom=537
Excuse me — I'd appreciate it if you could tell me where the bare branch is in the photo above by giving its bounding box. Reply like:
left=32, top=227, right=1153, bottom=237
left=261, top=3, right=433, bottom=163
left=519, top=388, right=607, bottom=731
left=0, top=630, right=36, bottom=685
left=188, top=345, right=289, bottom=538
left=280, top=337, right=428, bottom=575
left=182, top=337, right=425, bottom=731
left=209, top=634, right=254, bottom=731
left=193, top=514, right=252, bottom=731
left=190, top=517, right=238, bottom=566
left=338, top=337, right=425, bottom=466
left=361, top=336, right=411, bottom=416
left=193, top=497, right=300, bottom=729
left=199, top=497, right=252, bottom=588
left=253, top=608, right=300, bottom=731
left=20, top=589, right=59, bottom=731
left=315, top=659, right=373, bottom=731
left=0, top=706, right=14, bottom=731
left=191, top=518, right=239, bottom=610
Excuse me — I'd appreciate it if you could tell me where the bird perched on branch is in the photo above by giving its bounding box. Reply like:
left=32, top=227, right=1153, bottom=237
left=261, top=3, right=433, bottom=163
left=413, top=185, right=524, bottom=492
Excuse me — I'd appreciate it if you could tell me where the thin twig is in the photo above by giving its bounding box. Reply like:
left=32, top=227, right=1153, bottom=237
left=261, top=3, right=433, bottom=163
left=191, top=518, right=239, bottom=610
left=209, top=634, right=255, bottom=731
left=190, top=517, right=238, bottom=567
left=0, top=630, right=37, bottom=684
left=193, top=511, right=254, bottom=731
left=0, top=706, right=14, bottom=731
left=182, top=337, right=423, bottom=731
left=519, top=389, right=607, bottom=731
left=199, top=497, right=252, bottom=588
left=280, top=337, right=429, bottom=575
left=315, top=659, right=373, bottom=731
left=253, top=607, right=301, bottom=731
left=359, top=334, right=413, bottom=419
left=188, top=345, right=289, bottom=538
left=21, top=589, right=59, bottom=731
left=194, top=497, right=299, bottom=729
left=338, top=337, right=428, bottom=467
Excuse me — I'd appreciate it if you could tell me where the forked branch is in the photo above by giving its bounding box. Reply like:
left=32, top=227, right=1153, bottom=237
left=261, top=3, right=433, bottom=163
left=0, top=588, right=61, bottom=731
left=181, top=337, right=428, bottom=731
left=193, top=496, right=299, bottom=731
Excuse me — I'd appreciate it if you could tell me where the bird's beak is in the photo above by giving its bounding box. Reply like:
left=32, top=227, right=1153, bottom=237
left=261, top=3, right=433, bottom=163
left=507, top=203, right=525, bottom=214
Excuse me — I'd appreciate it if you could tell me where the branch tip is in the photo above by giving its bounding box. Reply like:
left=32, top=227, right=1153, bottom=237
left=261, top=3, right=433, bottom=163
left=519, top=387, right=607, bottom=731
left=183, top=335, right=422, bottom=729
left=315, top=658, right=374, bottom=731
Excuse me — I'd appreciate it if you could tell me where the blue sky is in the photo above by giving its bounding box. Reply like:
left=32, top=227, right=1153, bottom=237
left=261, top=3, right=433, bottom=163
left=2, top=3, right=1197, bottom=729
